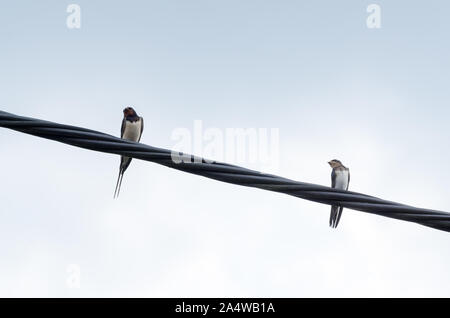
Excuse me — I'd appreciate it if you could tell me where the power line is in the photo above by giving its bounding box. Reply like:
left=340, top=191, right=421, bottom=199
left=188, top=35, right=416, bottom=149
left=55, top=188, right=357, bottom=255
left=1, top=110, right=449, bottom=233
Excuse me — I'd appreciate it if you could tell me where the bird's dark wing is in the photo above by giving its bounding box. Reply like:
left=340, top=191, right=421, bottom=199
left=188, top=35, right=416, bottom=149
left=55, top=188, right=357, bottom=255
left=138, top=117, right=144, bottom=142
left=330, top=168, right=340, bottom=228
left=331, top=169, right=336, bottom=188
left=346, top=169, right=350, bottom=190
left=330, top=205, right=338, bottom=227
left=120, top=118, right=126, bottom=138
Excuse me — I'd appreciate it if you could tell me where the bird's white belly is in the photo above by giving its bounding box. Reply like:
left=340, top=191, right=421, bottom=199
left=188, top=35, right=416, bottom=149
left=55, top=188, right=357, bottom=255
left=123, top=120, right=142, bottom=142
left=335, top=170, right=349, bottom=190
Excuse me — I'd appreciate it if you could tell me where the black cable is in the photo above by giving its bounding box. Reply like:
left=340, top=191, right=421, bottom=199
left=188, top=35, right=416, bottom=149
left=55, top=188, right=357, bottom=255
left=1, top=110, right=449, bottom=233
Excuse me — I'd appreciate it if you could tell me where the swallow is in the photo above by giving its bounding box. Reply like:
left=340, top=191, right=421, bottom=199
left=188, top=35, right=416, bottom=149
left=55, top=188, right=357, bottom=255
left=114, top=107, right=144, bottom=198
left=328, top=159, right=350, bottom=228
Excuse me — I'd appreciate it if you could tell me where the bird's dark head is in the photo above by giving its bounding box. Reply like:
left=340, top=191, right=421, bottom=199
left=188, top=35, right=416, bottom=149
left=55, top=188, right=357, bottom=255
left=123, top=107, right=138, bottom=118
left=328, top=159, right=343, bottom=168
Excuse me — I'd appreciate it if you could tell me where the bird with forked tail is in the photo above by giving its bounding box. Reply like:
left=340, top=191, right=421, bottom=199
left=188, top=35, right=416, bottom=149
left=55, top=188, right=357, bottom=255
left=114, top=107, right=144, bottom=198
left=328, top=159, right=350, bottom=228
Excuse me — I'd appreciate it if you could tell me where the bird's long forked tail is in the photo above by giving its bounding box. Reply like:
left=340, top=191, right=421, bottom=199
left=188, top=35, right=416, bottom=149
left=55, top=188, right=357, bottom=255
left=114, top=169, right=124, bottom=199
left=329, top=205, right=344, bottom=228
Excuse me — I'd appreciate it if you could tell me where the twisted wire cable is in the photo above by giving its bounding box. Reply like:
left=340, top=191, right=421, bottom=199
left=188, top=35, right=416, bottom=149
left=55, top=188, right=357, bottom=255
left=1, top=110, right=449, bottom=233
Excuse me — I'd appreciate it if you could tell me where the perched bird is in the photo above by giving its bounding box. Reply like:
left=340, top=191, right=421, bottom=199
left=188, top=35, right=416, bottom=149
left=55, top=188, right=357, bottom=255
left=114, top=107, right=144, bottom=198
left=328, top=159, right=350, bottom=228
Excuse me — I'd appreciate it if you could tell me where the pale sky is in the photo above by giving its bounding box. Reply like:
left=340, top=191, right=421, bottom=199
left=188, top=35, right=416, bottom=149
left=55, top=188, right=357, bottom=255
left=1, top=0, right=450, bottom=297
